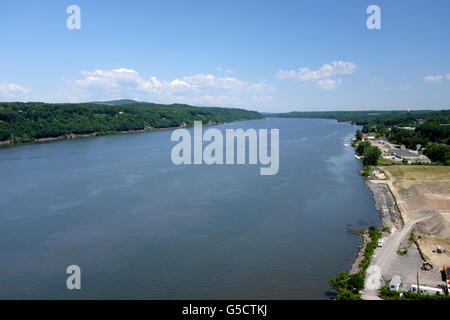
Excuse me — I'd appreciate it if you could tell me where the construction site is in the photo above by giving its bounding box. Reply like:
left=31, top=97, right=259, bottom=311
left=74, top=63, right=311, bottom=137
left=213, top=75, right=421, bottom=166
left=361, top=165, right=450, bottom=298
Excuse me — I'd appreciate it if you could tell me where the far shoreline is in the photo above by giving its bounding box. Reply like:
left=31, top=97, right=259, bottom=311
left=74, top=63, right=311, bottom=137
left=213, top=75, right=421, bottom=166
left=0, top=118, right=265, bottom=150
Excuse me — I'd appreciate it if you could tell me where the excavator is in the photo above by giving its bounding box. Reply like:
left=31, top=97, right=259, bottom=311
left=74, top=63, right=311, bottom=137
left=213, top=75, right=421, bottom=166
left=421, top=261, right=432, bottom=271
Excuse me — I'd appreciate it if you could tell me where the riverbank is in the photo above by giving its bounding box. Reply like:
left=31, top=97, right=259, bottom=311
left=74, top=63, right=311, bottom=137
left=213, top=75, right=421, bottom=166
left=1, top=127, right=158, bottom=148
left=349, top=231, right=371, bottom=275
left=347, top=169, right=400, bottom=272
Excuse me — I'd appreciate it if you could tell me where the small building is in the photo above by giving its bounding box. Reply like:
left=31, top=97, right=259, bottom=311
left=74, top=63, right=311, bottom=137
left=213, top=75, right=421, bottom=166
left=388, top=149, right=421, bottom=160
left=389, top=275, right=402, bottom=291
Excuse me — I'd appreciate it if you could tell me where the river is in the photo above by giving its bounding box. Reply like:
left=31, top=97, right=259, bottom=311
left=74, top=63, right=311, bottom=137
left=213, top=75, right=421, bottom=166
left=0, top=118, right=380, bottom=299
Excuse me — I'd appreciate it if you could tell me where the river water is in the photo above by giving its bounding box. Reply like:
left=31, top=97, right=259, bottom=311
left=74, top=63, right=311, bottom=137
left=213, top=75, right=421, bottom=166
left=0, top=118, right=380, bottom=299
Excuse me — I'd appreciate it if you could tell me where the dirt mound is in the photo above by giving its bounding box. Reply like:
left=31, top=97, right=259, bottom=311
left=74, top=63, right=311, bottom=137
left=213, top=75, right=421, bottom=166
left=402, top=184, right=450, bottom=238
left=403, top=184, right=450, bottom=214
left=416, top=214, right=450, bottom=238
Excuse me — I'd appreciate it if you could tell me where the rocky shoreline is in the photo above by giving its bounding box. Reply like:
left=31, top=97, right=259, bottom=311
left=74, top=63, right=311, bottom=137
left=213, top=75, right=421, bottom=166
left=348, top=173, right=403, bottom=274
left=349, top=230, right=371, bottom=275
left=365, top=179, right=403, bottom=231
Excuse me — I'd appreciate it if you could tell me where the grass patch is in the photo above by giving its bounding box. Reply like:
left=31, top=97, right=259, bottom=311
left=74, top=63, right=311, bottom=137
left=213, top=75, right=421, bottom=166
left=378, top=158, right=400, bottom=166
left=408, top=231, right=415, bottom=244
left=383, top=165, right=450, bottom=192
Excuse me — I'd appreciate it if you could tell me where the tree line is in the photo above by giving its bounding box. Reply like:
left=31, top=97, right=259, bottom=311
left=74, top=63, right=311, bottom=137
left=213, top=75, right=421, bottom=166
left=0, top=102, right=264, bottom=144
left=272, top=110, right=450, bottom=164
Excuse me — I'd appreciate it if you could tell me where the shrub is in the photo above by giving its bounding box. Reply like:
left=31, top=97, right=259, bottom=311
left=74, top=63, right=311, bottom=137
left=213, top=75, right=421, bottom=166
left=361, top=165, right=371, bottom=177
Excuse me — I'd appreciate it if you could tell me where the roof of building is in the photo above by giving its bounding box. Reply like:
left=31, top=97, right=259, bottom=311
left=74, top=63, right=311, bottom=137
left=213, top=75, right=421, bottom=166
left=388, top=149, right=420, bottom=158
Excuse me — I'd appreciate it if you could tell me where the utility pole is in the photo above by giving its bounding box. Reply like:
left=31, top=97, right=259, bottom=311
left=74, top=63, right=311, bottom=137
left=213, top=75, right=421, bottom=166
left=417, top=265, right=420, bottom=298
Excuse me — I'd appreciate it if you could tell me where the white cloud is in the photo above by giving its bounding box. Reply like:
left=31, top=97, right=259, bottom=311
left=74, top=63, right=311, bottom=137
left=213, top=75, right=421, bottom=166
left=215, top=67, right=233, bottom=74
left=276, top=61, right=356, bottom=90
left=316, top=79, right=341, bottom=90
left=75, top=69, right=249, bottom=93
left=72, top=68, right=275, bottom=107
left=445, top=74, right=450, bottom=80
left=249, top=82, right=276, bottom=92
left=252, top=95, right=274, bottom=104
left=276, top=61, right=356, bottom=81
left=424, top=75, right=443, bottom=83
left=176, top=73, right=246, bottom=90
left=0, top=81, right=29, bottom=98
left=0, top=69, right=277, bottom=107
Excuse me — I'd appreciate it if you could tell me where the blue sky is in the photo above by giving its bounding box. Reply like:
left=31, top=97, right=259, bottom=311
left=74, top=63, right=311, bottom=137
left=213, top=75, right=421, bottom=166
left=0, top=0, right=449, bottom=112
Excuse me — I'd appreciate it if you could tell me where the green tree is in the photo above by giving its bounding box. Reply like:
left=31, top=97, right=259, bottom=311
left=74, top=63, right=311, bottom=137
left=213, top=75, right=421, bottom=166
left=356, top=141, right=371, bottom=155
left=336, top=288, right=362, bottom=300
left=0, top=102, right=264, bottom=143
left=329, top=271, right=363, bottom=300
left=329, top=271, right=350, bottom=292
left=355, top=129, right=363, bottom=141
left=348, top=273, right=365, bottom=291
left=363, top=146, right=381, bottom=165
left=424, top=144, right=450, bottom=165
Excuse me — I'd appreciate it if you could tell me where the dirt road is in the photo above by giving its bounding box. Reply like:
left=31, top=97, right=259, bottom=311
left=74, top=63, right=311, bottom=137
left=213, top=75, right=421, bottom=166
left=361, top=177, right=426, bottom=299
